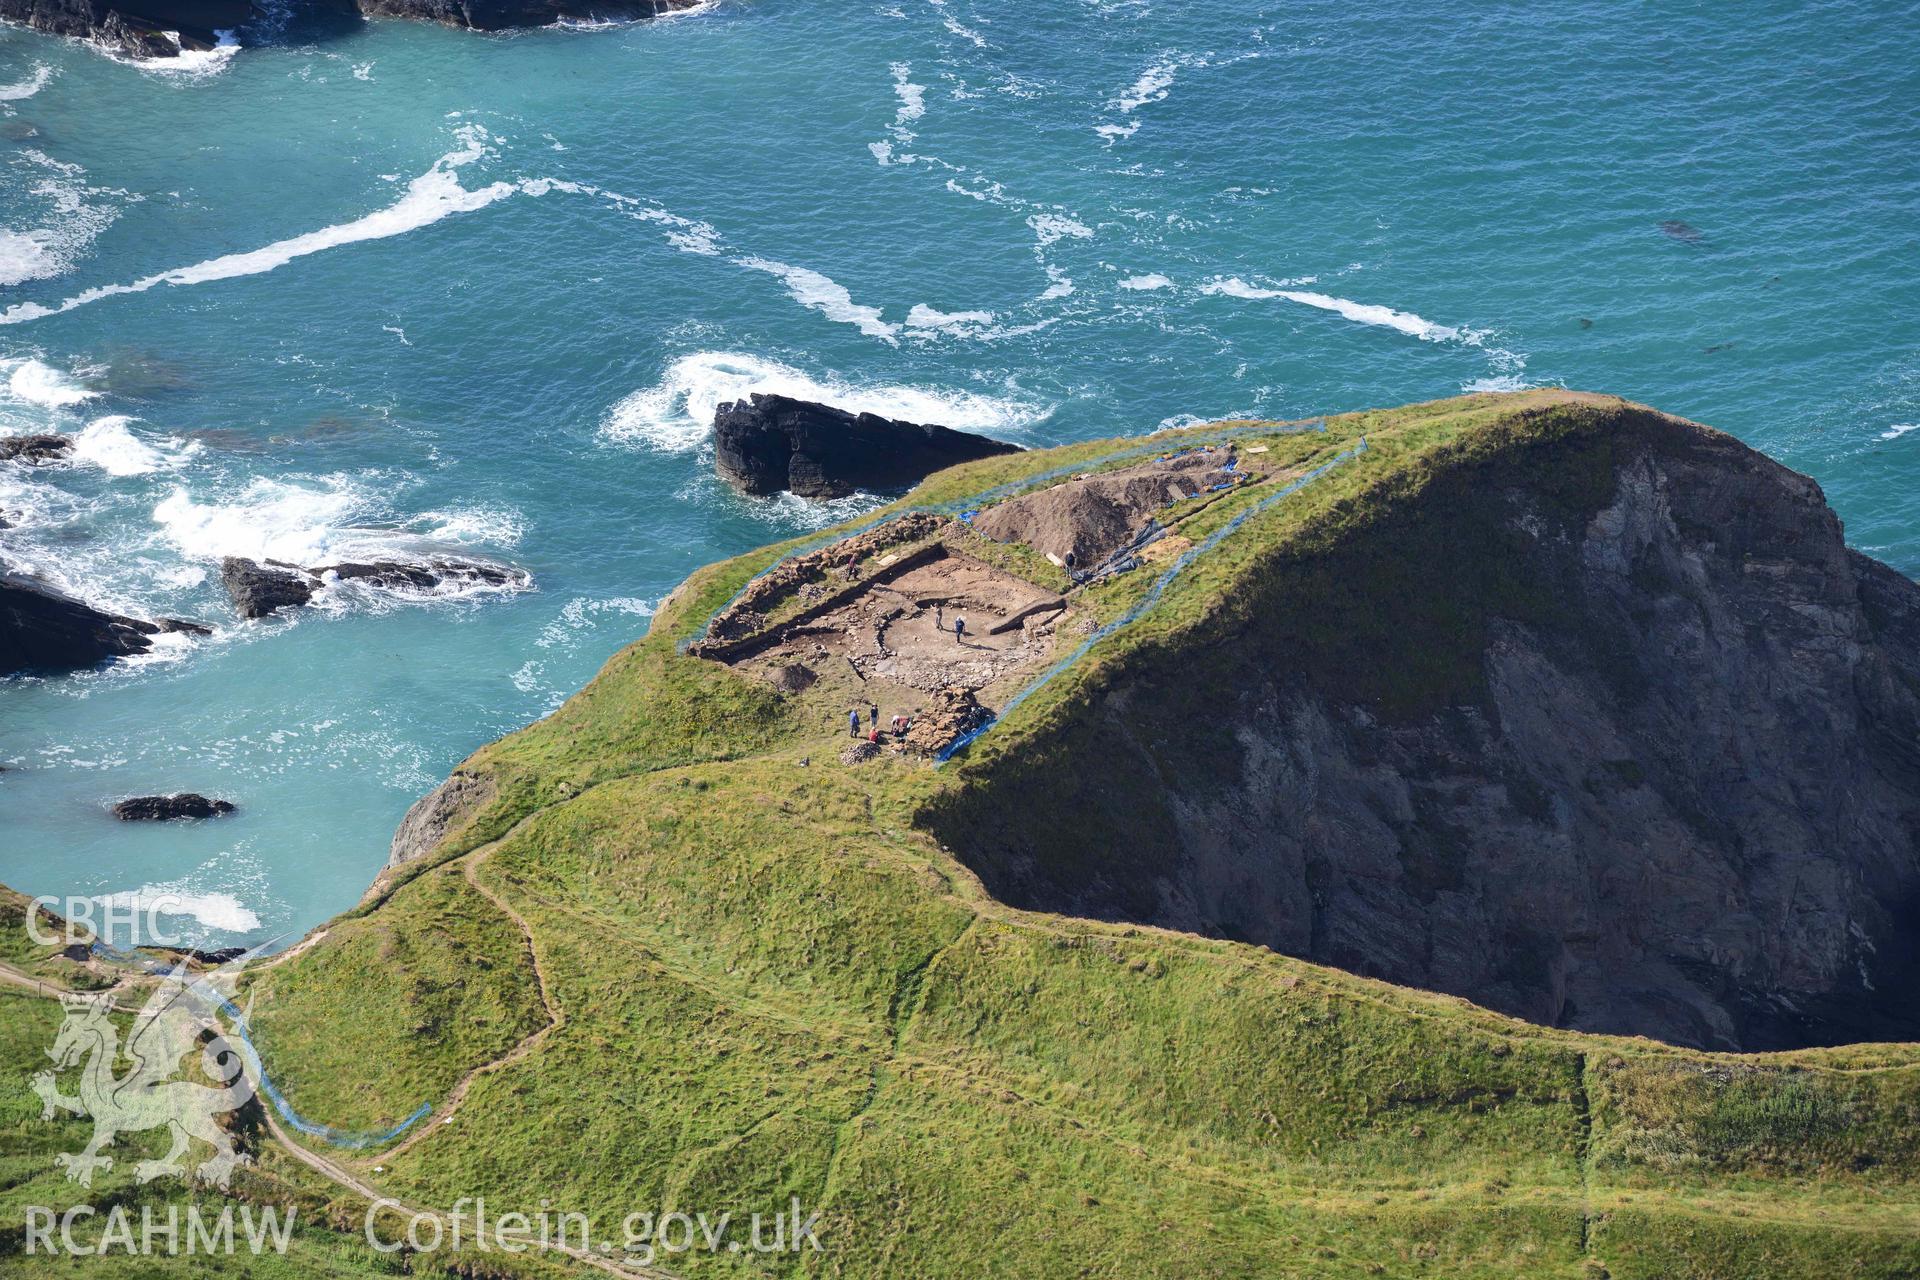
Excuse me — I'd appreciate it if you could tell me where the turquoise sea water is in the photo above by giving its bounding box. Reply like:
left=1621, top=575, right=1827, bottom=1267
left=1, top=0, right=1916, bottom=949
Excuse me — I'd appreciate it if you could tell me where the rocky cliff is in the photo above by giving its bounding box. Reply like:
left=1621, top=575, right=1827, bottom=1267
left=0, top=0, right=249, bottom=56
left=0, top=571, right=204, bottom=675
left=925, top=397, right=1920, bottom=1052
left=1, top=0, right=700, bottom=54
left=352, top=0, right=699, bottom=30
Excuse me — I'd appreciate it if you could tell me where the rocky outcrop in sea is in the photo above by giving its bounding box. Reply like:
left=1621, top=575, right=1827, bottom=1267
left=713, top=393, right=1022, bottom=500
left=1, top=572, right=206, bottom=676
left=111, top=792, right=236, bottom=820
left=219, top=555, right=529, bottom=619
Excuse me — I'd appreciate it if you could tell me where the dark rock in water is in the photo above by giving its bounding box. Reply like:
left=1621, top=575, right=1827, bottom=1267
left=0, top=0, right=250, bottom=58
left=353, top=0, right=700, bottom=30
left=156, top=617, right=214, bottom=636
left=0, top=435, right=73, bottom=464
left=111, top=793, right=235, bottom=821
left=713, top=393, right=1022, bottom=500
left=154, top=943, right=248, bottom=964
left=317, top=558, right=526, bottom=594
left=1577, top=317, right=1594, bottom=330
left=220, top=558, right=315, bottom=619
left=1659, top=219, right=1703, bottom=244
left=1, top=572, right=164, bottom=675
left=220, top=554, right=527, bottom=618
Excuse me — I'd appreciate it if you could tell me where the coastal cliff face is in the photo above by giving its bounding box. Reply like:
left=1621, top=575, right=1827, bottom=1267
left=352, top=0, right=696, bottom=31
left=0, top=0, right=249, bottom=55
left=0, top=0, right=698, bottom=54
left=926, top=402, right=1920, bottom=1052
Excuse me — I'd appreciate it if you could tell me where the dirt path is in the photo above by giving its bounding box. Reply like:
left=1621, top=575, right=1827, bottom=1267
left=262, top=1106, right=673, bottom=1279
left=0, top=954, right=666, bottom=1278
left=369, top=833, right=565, bottom=1166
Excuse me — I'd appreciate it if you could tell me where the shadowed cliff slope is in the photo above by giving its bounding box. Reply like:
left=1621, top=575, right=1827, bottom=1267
left=924, top=398, right=1920, bottom=1052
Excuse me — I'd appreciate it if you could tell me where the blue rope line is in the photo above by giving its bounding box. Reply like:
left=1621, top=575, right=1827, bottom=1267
left=935, top=437, right=1369, bottom=763
left=678, top=419, right=1326, bottom=653
left=89, top=941, right=433, bottom=1149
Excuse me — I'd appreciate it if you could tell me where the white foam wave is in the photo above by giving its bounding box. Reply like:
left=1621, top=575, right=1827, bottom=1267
left=1202, top=276, right=1528, bottom=384
left=153, top=476, right=366, bottom=566
left=1095, top=121, right=1140, bottom=145
left=0, top=231, right=58, bottom=287
left=1882, top=423, right=1920, bottom=441
left=1199, top=277, right=1477, bottom=343
left=96, top=884, right=260, bottom=934
left=151, top=476, right=527, bottom=610
left=0, top=64, right=53, bottom=101
left=108, top=30, right=240, bottom=77
left=1, top=125, right=524, bottom=327
left=409, top=505, right=525, bottom=546
left=72, top=415, right=190, bottom=476
left=1029, top=212, right=1094, bottom=247
left=601, top=351, right=1047, bottom=454
left=1461, top=374, right=1533, bottom=394
left=926, top=0, right=987, bottom=47
left=906, top=303, right=997, bottom=336
left=1119, top=273, right=1172, bottom=291
left=891, top=62, right=926, bottom=130
left=1111, top=54, right=1182, bottom=112
left=736, top=257, right=899, bottom=343
left=4, top=357, right=95, bottom=408
left=534, top=595, right=657, bottom=650
left=1, top=148, right=124, bottom=286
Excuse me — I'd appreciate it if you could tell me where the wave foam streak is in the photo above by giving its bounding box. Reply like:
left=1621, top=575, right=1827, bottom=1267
left=0, top=126, right=525, bottom=326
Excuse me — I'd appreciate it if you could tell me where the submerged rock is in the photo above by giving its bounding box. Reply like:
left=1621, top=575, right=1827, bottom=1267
left=0, top=435, right=73, bottom=464
left=713, top=393, right=1022, bottom=500
left=111, top=793, right=235, bottom=821
left=1, top=572, right=165, bottom=675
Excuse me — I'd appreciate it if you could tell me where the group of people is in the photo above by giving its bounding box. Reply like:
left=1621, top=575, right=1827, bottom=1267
left=849, top=704, right=915, bottom=743
left=932, top=603, right=969, bottom=643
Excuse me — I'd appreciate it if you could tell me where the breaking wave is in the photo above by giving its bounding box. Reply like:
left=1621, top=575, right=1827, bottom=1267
left=95, top=884, right=262, bottom=935
left=3, top=356, right=96, bottom=408
left=72, top=415, right=195, bottom=476
left=601, top=351, right=1048, bottom=453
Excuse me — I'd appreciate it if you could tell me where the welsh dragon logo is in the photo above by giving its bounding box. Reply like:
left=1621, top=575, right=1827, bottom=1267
left=31, top=960, right=255, bottom=1189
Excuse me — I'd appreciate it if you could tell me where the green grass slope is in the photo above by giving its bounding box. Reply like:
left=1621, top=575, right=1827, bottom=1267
left=6, top=391, right=1918, bottom=1278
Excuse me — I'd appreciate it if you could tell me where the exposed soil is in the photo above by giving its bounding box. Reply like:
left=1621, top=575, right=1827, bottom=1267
left=729, top=545, right=1066, bottom=698
left=970, top=446, right=1253, bottom=567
